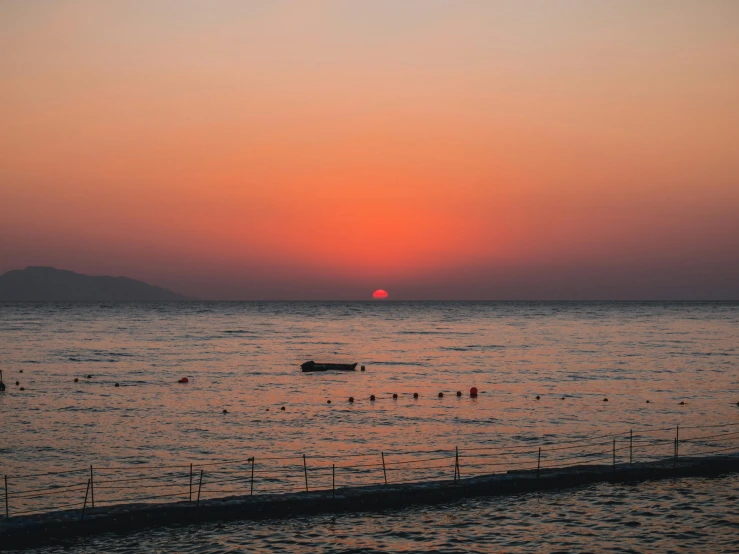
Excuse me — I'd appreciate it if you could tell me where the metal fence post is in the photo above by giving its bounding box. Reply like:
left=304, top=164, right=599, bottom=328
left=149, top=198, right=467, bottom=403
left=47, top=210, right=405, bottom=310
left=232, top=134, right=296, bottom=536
left=196, top=470, right=204, bottom=507
left=90, top=465, right=95, bottom=508
left=250, top=457, right=255, bottom=496
left=303, top=454, right=309, bottom=492
left=675, top=425, right=679, bottom=466
left=455, top=446, right=460, bottom=480
left=81, top=478, right=91, bottom=521
left=453, top=450, right=457, bottom=483
left=537, top=448, right=541, bottom=480
left=629, top=429, right=633, bottom=464
left=673, top=425, right=679, bottom=469
left=189, top=463, right=193, bottom=502
left=381, top=452, right=387, bottom=485
left=332, top=464, right=335, bottom=500
left=4, top=475, right=8, bottom=518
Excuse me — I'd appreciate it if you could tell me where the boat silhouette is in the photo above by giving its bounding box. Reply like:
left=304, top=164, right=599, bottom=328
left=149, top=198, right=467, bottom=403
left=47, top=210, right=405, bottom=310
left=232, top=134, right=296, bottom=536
left=301, top=361, right=358, bottom=373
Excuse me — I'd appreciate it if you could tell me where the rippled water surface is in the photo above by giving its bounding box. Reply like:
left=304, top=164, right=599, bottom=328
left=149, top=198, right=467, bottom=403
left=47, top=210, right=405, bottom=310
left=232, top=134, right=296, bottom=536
left=1, top=302, right=738, bottom=550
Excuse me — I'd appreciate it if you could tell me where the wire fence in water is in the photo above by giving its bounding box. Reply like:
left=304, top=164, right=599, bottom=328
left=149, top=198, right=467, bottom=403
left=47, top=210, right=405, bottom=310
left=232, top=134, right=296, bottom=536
left=3, top=421, right=739, bottom=519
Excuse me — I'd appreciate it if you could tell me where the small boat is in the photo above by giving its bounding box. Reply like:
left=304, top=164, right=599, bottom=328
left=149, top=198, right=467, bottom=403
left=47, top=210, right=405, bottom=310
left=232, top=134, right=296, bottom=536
left=301, top=361, right=358, bottom=373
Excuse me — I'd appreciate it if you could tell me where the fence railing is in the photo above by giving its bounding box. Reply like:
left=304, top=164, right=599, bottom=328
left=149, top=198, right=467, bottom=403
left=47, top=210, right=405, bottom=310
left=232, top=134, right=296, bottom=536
left=3, top=421, right=738, bottom=519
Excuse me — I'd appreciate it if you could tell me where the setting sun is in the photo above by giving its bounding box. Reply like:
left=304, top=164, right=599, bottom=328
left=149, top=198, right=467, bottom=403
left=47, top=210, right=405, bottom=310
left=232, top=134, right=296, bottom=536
left=372, top=289, right=389, bottom=300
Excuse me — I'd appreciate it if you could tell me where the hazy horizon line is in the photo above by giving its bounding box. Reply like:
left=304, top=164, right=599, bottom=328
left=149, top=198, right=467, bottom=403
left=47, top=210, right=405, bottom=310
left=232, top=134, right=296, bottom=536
left=2, top=299, right=738, bottom=303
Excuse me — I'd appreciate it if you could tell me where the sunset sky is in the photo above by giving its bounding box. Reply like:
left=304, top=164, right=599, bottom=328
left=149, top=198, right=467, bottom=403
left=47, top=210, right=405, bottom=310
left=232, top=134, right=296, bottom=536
left=1, top=1, right=738, bottom=299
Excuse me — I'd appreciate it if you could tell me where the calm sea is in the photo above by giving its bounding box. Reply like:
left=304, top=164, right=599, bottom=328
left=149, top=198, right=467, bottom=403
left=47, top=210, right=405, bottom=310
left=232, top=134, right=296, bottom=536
left=1, top=302, right=738, bottom=552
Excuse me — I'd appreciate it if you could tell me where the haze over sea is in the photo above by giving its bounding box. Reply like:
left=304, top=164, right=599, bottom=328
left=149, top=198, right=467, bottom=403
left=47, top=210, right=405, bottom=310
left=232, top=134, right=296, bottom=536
left=2, top=301, right=739, bottom=552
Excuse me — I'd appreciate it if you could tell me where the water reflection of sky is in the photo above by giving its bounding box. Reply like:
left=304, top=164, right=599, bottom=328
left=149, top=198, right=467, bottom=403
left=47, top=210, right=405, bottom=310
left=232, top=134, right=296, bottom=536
left=1, top=302, right=737, bottom=509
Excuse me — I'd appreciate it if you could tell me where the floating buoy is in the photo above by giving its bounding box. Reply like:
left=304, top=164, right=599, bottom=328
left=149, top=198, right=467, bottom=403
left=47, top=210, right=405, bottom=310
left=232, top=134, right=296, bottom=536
left=348, top=397, right=354, bottom=403
left=223, top=409, right=228, bottom=414
left=470, top=387, right=478, bottom=398
left=327, top=399, right=331, bottom=404
left=19, top=369, right=23, bottom=373
left=280, top=406, right=285, bottom=411
left=370, top=395, right=375, bottom=401
left=679, top=401, right=685, bottom=405
left=456, top=391, right=462, bottom=397
left=438, top=392, right=444, bottom=398
left=646, top=400, right=651, bottom=403
left=535, top=395, right=540, bottom=400
left=603, top=398, right=608, bottom=402
left=86, top=375, right=92, bottom=379
left=361, top=365, right=366, bottom=371
left=74, top=378, right=79, bottom=383
left=0, top=370, right=5, bottom=392
left=561, top=397, right=565, bottom=400
left=392, top=393, right=398, bottom=399
left=114, top=383, right=119, bottom=387
left=178, top=377, right=189, bottom=384
left=413, top=392, right=419, bottom=399
left=19, top=387, right=25, bottom=391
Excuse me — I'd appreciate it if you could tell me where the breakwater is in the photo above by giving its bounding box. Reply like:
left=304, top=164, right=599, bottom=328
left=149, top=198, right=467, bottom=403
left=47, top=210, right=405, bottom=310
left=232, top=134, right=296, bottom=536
left=2, top=420, right=738, bottom=551
left=1, top=453, right=738, bottom=551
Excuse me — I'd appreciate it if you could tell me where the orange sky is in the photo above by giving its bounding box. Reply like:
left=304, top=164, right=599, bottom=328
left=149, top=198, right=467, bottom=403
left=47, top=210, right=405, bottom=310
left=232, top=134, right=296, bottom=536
left=1, top=1, right=738, bottom=299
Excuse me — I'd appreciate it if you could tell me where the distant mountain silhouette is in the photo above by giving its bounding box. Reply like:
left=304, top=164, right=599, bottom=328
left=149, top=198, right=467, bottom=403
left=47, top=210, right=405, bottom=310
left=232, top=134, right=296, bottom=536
left=0, top=267, right=189, bottom=301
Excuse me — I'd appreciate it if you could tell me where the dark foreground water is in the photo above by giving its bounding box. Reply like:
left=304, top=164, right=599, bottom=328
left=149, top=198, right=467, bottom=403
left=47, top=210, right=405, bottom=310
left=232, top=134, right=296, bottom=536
left=1, top=302, right=738, bottom=551
left=18, top=474, right=739, bottom=553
